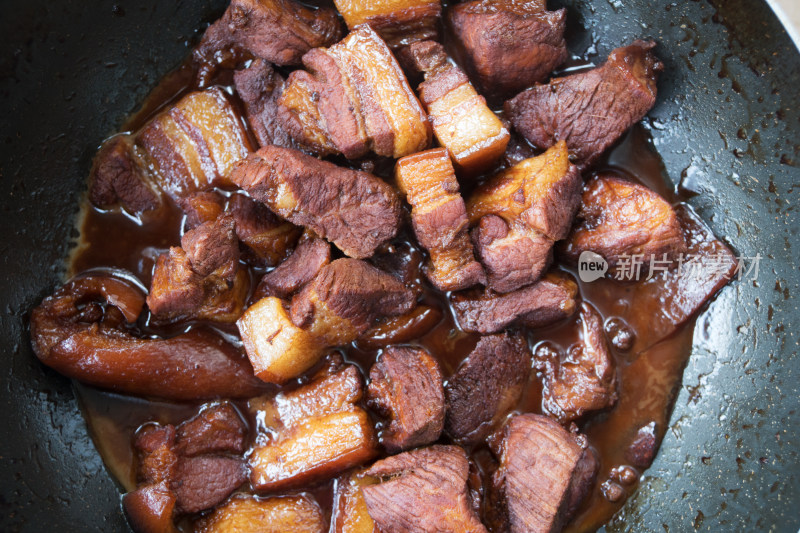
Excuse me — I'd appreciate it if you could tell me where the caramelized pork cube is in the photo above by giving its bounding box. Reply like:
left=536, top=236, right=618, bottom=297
left=407, top=41, right=509, bottom=174
left=395, top=149, right=485, bottom=291
left=231, top=145, right=402, bottom=258
left=147, top=248, right=204, bottom=320
left=181, top=213, right=239, bottom=281
left=506, top=41, right=663, bottom=169
left=229, top=193, right=301, bottom=267
left=278, top=25, right=431, bottom=159
left=193, top=0, right=343, bottom=83
left=333, top=0, right=441, bottom=48
left=449, top=0, right=567, bottom=98
left=362, top=445, right=487, bottom=533
left=123, top=482, right=178, bottom=533
left=467, top=141, right=582, bottom=292
left=135, top=424, right=179, bottom=485
left=179, top=191, right=226, bottom=231
left=445, top=334, right=530, bottom=444
left=540, top=303, right=618, bottom=422
left=494, top=414, right=598, bottom=533
left=196, top=495, right=326, bottom=533
left=233, top=59, right=296, bottom=149
left=451, top=271, right=578, bottom=334
left=331, top=470, right=379, bottom=533
left=174, top=403, right=247, bottom=457
left=88, top=135, right=162, bottom=216
left=561, top=174, right=687, bottom=273
left=291, top=259, right=417, bottom=345
left=252, top=238, right=331, bottom=300
left=248, top=364, right=378, bottom=491
left=171, top=456, right=246, bottom=514
left=237, top=296, right=326, bottom=384
left=366, top=346, right=445, bottom=452
left=138, top=88, right=252, bottom=199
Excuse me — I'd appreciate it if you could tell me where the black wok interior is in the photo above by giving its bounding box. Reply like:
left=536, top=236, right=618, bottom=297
left=1, top=0, right=799, bottom=530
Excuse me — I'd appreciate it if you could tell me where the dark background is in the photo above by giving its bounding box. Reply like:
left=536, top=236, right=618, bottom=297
left=1, top=0, right=798, bottom=531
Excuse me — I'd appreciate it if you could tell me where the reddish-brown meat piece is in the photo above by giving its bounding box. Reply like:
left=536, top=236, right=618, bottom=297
left=231, top=145, right=402, bottom=259
left=290, top=258, right=417, bottom=344
left=122, top=482, right=178, bottom=533
left=135, top=424, right=179, bottom=485
left=362, top=445, right=487, bottom=533
left=197, top=494, right=327, bottom=532
left=356, top=304, right=443, bottom=350
left=252, top=238, right=331, bottom=300
left=174, top=403, right=247, bottom=457
left=494, top=414, right=598, bottom=533
left=451, top=271, right=578, bottom=334
left=366, top=346, right=445, bottom=453
left=88, top=135, right=161, bottom=216
left=178, top=191, right=226, bottom=231
left=147, top=248, right=205, bottom=319
left=233, top=59, right=296, bottom=149
left=171, top=456, right=246, bottom=515
left=449, top=0, right=567, bottom=99
left=181, top=213, right=239, bottom=280
left=334, top=0, right=441, bottom=49
left=228, top=193, right=302, bottom=268
left=505, top=40, right=663, bottom=169
left=445, top=334, right=531, bottom=444
left=193, top=0, right=343, bottom=85
left=540, top=303, right=618, bottom=422
left=561, top=174, right=687, bottom=273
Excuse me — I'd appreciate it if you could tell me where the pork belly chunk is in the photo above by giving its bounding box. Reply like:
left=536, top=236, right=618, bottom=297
left=561, top=174, right=687, bottom=274
left=540, top=303, right=618, bottom=422
left=196, top=495, right=326, bottom=533
left=362, top=445, right=488, bottom=533
left=180, top=213, right=239, bottom=280
left=233, top=59, right=296, bottom=149
left=88, top=135, right=162, bottom=216
left=193, top=0, right=343, bottom=84
left=277, top=25, right=431, bottom=159
left=174, top=403, right=248, bottom=457
left=179, top=191, right=226, bottom=231
left=138, top=88, right=253, bottom=199
left=330, top=469, right=379, bottom=533
left=253, top=238, right=331, bottom=300
left=494, top=414, right=598, bottom=533
left=445, top=334, right=530, bottom=445
left=449, top=0, right=567, bottom=99
left=366, top=346, right=445, bottom=453
left=466, top=142, right=582, bottom=292
left=506, top=40, right=663, bottom=169
left=451, top=271, right=578, bottom=334
left=395, top=149, right=485, bottom=291
left=231, top=145, right=402, bottom=259
left=334, top=0, right=441, bottom=49
left=405, top=40, right=510, bottom=175
left=123, top=482, right=178, bottom=533
left=248, top=362, right=378, bottom=491
left=229, top=193, right=301, bottom=267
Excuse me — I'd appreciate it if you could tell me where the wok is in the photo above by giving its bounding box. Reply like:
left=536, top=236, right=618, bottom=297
left=0, top=0, right=798, bottom=530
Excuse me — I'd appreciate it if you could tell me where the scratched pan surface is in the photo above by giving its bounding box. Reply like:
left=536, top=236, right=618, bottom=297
left=0, top=0, right=798, bottom=531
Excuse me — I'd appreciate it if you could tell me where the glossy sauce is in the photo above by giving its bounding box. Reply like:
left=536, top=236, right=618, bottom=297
left=69, top=23, right=701, bottom=533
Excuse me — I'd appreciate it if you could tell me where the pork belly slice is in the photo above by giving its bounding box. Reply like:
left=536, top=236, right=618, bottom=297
left=466, top=142, right=582, bottom=292
left=445, top=333, right=530, bottom=445
left=123, top=482, right=178, bottom=533
left=366, top=346, right=445, bottom=453
left=179, top=191, right=226, bottom=231
left=252, top=238, right=331, bottom=300
left=174, top=403, right=248, bottom=458
left=395, top=149, right=485, bottom=291
left=330, top=470, right=379, bottom=533
left=561, top=174, right=687, bottom=273
left=88, top=135, right=162, bottom=216
left=138, top=88, right=253, bottom=199
left=147, top=214, right=248, bottom=324
left=196, top=494, right=326, bottom=533
left=493, top=414, right=598, bottom=533
left=248, top=363, right=378, bottom=492
left=229, top=193, right=301, bottom=267
left=231, top=145, right=402, bottom=259
left=506, top=40, right=663, bottom=169
left=540, top=303, right=618, bottom=422
left=277, top=24, right=431, bottom=159
left=361, top=445, right=487, bottom=533
left=449, top=0, right=567, bottom=99
left=451, top=271, right=578, bottom=334
left=233, top=59, right=296, bottom=149
left=405, top=40, right=509, bottom=174
left=193, top=0, right=343, bottom=84
left=333, top=0, right=441, bottom=49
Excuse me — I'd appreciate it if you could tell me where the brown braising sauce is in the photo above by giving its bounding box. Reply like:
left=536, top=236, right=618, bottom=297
left=69, top=15, right=704, bottom=533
